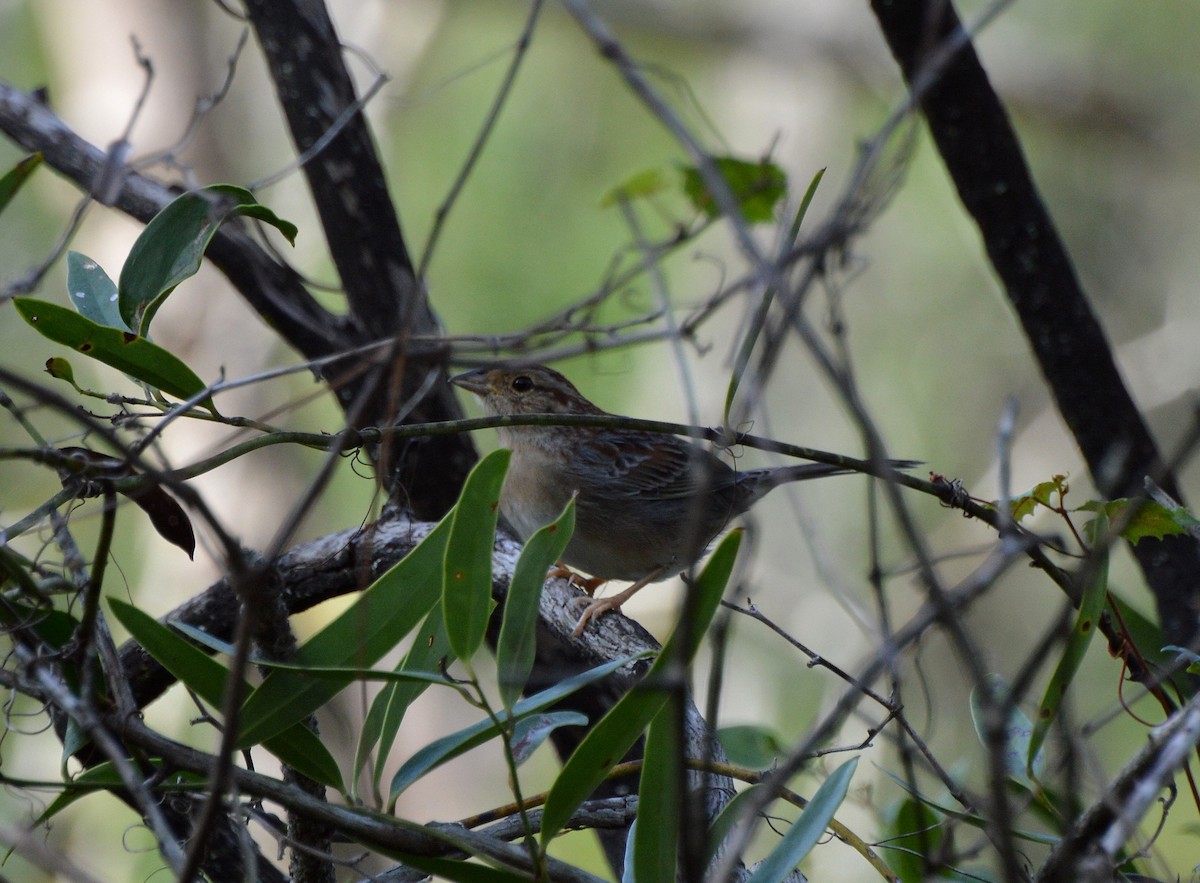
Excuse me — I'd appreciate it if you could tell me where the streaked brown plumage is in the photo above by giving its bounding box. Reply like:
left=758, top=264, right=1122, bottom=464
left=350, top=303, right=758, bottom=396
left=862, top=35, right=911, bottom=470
left=451, top=363, right=901, bottom=633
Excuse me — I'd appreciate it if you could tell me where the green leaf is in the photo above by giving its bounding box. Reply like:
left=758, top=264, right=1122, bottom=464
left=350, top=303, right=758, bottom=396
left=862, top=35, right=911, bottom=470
left=706, top=784, right=766, bottom=863
left=443, top=449, right=510, bottom=661
left=66, top=251, right=129, bottom=331
left=387, top=655, right=640, bottom=806
left=31, top=760, right=202, bottom=830
left=1077, top=498, right=1196, bottom=543
left=13, top=297, right=216, bottom=413
left=1028, top=512, right=1110, bottom=770
left=879, top=767, right=1058, bottom=846
left=510, top=711, right=587, bottom=765
left=883, top=798, right=943, bottom=883
left=968, top=674, right=1044, bottom=790
left=599, top=168, right=670, bottom=207
left=497, top=496, right=575, bottom=708
left=119, top=184, right=297, bottom=333
left=540, top=531, right=741, bottom=846
left=681, top=156, right=787, bottom=223
left=718, top=724, right=785, bottom=769
left=169, top=622, right=453, bottom=685
left=237, top=516, right=451, bottom=748
left=108, top=599, right=344, bottom=790
left=355, top=603, right=456, bottom=795
left=746, top=756, right=858, bottom=882
left=0, top=599, right=79, bottom=650
left=632, top=707, right=681, bottom=883
left=1004, top=475, right=1067, bottom=522
left=0, top=152, right=42, bottom=217
left=44, top=356, right=78, bottom=386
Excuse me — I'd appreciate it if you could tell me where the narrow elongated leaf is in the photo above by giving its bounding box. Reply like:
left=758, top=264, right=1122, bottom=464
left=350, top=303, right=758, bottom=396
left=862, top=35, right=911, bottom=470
left=387, top=654, right=641, bottom=806
left=510, top=711, right=587, bottom=766
left=66, top=251, right=129, bottom=331
left=632, top=707, right=681, bottom=883
left=14, top=297, right=215, bottom=411
left=1027, top=512, right=1110, bottom=770
left=747, top=756, right=858, bottom=882
left=706, top=784, right=766, bottom=863
left=237, top=517, right=451, bottom=748
left=120, top=184, right=297, bottom=333
left=497, top=496, right=575, bottom=708
left=0, top=152, right=42, bottom=216
left=443, top=449, right=510, bottom=661
left=109, top=599, right=343, bottom=789
left=357, top=603, right=457, bottom=796
left=31, top=761, right=202, bottom=830
left=540, top=531, right=741, bottom=845
left=169, top=621, right=452, bottom=686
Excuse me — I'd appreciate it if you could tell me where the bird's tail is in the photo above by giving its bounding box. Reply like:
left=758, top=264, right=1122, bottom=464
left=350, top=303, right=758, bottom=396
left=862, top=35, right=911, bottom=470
left=747, top=457, right=918, bottom=504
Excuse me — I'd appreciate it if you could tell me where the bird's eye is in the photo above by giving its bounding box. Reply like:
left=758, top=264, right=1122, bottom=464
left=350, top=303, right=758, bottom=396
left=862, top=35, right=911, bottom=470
left=511, top=375, right=534, bottom=393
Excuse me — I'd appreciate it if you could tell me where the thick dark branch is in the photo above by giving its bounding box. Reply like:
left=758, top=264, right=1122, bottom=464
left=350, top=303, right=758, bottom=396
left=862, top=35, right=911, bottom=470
left=868, top=0, right=1200, bottom=649
left=241, top=1, right=477, bottom=517
left=242, top=0, right=417, bottom=335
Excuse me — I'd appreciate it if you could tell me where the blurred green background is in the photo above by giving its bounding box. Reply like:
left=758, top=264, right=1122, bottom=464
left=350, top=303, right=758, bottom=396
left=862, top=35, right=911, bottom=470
left=2, top=0, right=1198, bottom=879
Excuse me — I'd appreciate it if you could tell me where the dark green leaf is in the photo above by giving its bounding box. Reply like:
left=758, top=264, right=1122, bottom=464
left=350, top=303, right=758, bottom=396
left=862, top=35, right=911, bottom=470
left=681, top=156, right=787, bottom=223
left=746, top=756, right=858, bottom=882
left=237, top=515, right=451, bottom=748
left=0, top=152, right=42, bottom=217
left=510, top=711, right=587, bottom=766
left=170, top=622, right=453, bottom=685
left=31, top=761, right=202, bottom=830
left=66, top=251, right=129, bottom=331
left=706, top=784, right=766, bottom=864
left=119, top=184, right=297, bottom=333
left=0, top=598, right=79, bottom=650
left=355, top=603, right=456, bottom=794
left=497, top=496, right=574, bottom=708
left=13, top=297, right=216, bottom=413
left=44, top=357, right=77, bottom=386
left=540, top=531, right=741, bottom=845
left=884, top=798, right=943, bottom=883
left=443, top=449, right=510, bottom=661
left=109, top=599, right=344, bottom=790
left=387, top=654, right=640, bottom=806
left=632, top=708, right=681, bottom=883
left=879, top=767, right=1057, bottom=846
left=1028, top=512, right=1109, bottom=770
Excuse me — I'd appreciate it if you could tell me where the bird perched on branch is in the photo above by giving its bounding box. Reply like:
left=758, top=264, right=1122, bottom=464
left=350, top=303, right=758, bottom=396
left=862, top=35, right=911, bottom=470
left=451, top=363, right=912, bottom=634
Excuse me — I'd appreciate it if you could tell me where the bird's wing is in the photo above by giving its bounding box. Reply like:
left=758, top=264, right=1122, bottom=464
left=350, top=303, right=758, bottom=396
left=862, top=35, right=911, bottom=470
left=569, top=431, right=733, bottom=501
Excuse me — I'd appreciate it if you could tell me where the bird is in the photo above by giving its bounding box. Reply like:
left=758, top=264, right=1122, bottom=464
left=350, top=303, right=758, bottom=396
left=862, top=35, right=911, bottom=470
left=450, top=363, right=910, bottom=634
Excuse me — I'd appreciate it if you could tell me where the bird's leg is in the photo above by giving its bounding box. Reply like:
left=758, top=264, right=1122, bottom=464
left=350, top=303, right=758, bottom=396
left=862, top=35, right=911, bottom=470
left=571, top=566, right=669, bottom=636
left=547, top=564, right=607, bottom=597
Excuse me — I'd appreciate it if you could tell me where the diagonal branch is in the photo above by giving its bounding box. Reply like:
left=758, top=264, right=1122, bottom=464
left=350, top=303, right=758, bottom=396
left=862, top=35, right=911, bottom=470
left=867, top=0, right=1200, bottom=650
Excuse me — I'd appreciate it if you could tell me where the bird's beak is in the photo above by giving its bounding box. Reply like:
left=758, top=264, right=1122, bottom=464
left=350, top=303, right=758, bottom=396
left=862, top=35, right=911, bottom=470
left=448, top=368, right=491, bottom=396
